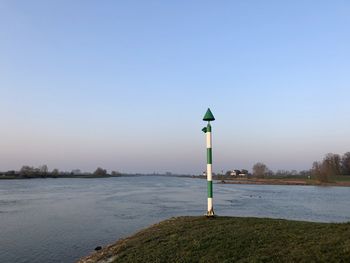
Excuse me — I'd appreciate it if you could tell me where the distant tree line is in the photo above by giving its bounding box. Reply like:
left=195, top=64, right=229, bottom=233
left=2, top=152, right=350, bottom=181
left=311, top=152, right=350, bottom=182
left=219, top=152, right=350, bottom=183
left=0, top=165, right=122, bottom=179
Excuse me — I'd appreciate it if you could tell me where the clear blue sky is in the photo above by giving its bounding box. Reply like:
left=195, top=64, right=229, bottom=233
left=1, top=1, right=349, bottom=174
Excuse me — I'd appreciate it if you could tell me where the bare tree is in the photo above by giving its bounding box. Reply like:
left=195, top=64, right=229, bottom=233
left=39, top=165, right=48, bottom=174
left=312, top=159, right=337, bottom=183
left=312, top=161, right=328, bottom=182
left=111, top=170, right=121, bottom=176
left=252, top=162, right=268, bottom=178
left=323, top=153, right=341, bottom=176
left=20, top=166, right=35, bottom=178
left=93, top=167, right=107, bottom=176
left=341, top=152, right=350, bottom=175
left=52, top=168, right=59, bottom=177
left=39, top=165, right=48, bottom=177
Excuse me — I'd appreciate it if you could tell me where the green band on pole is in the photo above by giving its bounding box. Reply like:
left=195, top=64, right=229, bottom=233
left=207, top=148, right=212, bottom=164
left=207, top=181, right=213, bottom=198
left=207, top=123, right=212, bottom=132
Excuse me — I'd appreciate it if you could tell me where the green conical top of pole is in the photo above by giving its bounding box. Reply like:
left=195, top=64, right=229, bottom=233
left=203, top=108, right=215, bottom=121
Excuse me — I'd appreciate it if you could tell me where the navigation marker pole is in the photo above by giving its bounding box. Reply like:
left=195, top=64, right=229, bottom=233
left=202, top=108, right=215, bottom=217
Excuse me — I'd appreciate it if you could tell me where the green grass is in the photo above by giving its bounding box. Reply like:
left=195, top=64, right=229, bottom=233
left=264, top=175, right=310, bottom=180
left=79, top=216, right=350, bottom=263
left=332, top=175, right=350, bottom=182
left=0, top=175, right=18, bottom=179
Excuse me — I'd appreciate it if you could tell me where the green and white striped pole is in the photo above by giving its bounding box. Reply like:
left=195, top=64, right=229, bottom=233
left=202, top=108, right=215, bottom=216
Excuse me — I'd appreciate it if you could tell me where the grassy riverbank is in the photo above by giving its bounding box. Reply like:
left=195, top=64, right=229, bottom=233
left=78, top=216, right=350, bottom=263
left=217, top=176, right=350, bottom=187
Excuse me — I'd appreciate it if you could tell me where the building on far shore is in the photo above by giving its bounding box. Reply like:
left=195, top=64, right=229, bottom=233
left=230, top=170, right=248, bottom=177
left=201, top=170, right=249, bottom=178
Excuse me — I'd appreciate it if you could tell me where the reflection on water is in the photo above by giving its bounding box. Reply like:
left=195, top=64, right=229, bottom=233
left=0, top=176, right=350, bottom=263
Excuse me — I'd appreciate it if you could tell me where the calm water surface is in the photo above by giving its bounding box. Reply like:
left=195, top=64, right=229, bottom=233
left=1, top=176, right=350, bottom=263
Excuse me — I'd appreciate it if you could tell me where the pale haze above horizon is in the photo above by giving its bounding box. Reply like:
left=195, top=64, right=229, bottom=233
left=1, top=1, right=350, bottom=174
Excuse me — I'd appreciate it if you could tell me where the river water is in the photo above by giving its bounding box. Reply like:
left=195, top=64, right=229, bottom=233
left=1, top=176, right=350, bottom=263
